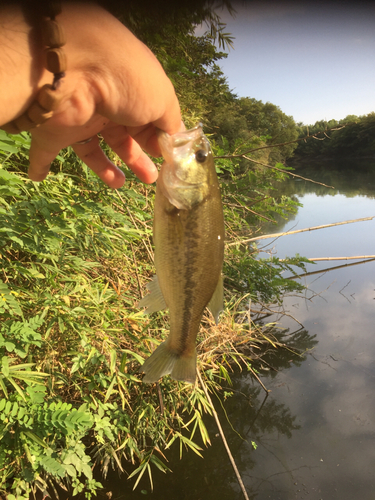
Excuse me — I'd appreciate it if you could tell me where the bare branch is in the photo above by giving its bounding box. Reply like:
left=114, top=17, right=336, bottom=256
left=197, top=369, right=251, bottom=500
left=227, top=216, right=375, bottom=246
left=291, top=255, right=375, bottom=262
left=288, top=257, right=375, bottom=280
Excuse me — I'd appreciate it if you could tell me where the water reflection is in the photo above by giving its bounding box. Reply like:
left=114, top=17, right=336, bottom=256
left=99, top=163, right=375, bottom=500
left=284, top=159, right=375, bottom=198
left=99, top=326, right=318, bottom=500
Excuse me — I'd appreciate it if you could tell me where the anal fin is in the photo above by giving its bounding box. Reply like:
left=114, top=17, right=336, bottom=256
left=207, top=274, right=224, bottom=325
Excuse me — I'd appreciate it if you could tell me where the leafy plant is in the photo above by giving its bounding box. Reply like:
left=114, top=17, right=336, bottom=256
left=0, top=4, right=312, bottom=497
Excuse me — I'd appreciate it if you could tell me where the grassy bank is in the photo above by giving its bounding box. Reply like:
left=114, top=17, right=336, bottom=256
left=0, top=130, right=308, bottom=499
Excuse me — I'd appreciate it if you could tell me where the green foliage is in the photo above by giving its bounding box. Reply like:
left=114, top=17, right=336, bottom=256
left=0, top=3, right=311, bottom=498
left=294, top=112, right=375, bottom=160
left=224, top=252, right=307, bottom=305
left=0, top=357, right=48, bottom=401
left=0, top=281, right=23, bottom=317
left=0, top=131, right=225, bottom=499
left=105, top=0, right=235, bottom=52
left=0, top=395, right=100, bottom=499
left=0, top=128, right=307, bottom=498
left=210, top=137, right=304, bottom=306
left=1, top=313, right=43, bottom=358
left=233, top=97, right=299, bottom=161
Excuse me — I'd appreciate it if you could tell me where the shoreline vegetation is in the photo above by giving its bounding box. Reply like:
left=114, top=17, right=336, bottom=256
left=0, top=126, right=307, bottom=500
left=0, top=2, right=374, bottom=499
left=293, top=114, right=375, bottom=164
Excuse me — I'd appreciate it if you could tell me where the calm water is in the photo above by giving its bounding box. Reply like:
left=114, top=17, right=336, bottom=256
left=102, top=161, right=375, bottom=500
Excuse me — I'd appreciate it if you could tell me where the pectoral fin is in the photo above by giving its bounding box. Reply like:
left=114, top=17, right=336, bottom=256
left=207, top=274, right=224, bottom=325
left=138, top=275, right=167, bottom=314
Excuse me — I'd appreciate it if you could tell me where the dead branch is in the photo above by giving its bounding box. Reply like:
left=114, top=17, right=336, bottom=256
left=248, top=366, right=270, bottom=393
left=197, top=369, right=250, bottom=500
left=228, top=216, right=375, bottom=246
left=294, top=255, right=375, bottom=262
left=255, top=303, right=304, bottom=328
left=130, top=243, right=142, bottom=299
left=288, top=257, right=375, bottom=280
left=242, top=155, right=334, bottom=188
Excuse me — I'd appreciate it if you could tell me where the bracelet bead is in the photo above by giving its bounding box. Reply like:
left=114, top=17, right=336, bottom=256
left=41, top=19, right=66, bottom=48
left=13, top=113, right=35, bottom=133
left=37, top=84, right=62, bottom=111
left=46, top=48, right=67, bottom=74
left=27, top=101, right=54, bottom=125
left=0, top=1, right=65, bottom=134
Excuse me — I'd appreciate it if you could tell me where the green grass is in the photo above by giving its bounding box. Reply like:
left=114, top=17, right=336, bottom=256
left=0, top=130, right=308, bottom=499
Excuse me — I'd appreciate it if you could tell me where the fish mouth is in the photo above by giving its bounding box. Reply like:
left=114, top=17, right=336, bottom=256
left=156, top=123, right=211, bottom=209
left=170, top=123, right=203, bottom=147
left=157, top=123, right=205, bottom=158
left=157, top=122, right=202, bottom=141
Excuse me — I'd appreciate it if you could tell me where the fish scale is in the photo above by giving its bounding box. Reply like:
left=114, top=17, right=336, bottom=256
left=139, top=124, right=224, bottom=384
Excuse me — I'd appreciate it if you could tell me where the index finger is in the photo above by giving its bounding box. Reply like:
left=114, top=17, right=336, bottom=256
left=151, top=89, right=182, bottom=136
left=127, top=120, right=185, bottom=159
left=101, top=127, right=159, bottom=184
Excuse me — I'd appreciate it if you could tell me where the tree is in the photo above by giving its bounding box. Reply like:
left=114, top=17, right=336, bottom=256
left=293, top=113, right=375, bottom=161
left=236, top=98, right=299, bottom=162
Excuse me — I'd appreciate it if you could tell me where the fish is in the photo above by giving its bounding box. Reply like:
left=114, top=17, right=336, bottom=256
left=138, top=123, right=225, bottom=384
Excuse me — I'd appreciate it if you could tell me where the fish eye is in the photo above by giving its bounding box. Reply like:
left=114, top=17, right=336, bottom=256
left=195, top=149, right=208, bottom=163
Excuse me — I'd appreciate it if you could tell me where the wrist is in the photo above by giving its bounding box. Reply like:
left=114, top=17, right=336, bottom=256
left=0, top=5, right=46, bottom=126
left=0, top=2, right=67, bottom=134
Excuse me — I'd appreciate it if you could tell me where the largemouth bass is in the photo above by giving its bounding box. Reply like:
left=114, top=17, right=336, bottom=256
left=139, top=124, right=225, bottom=384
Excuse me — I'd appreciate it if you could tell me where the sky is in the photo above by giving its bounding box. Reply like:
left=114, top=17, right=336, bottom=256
left=197, top=0, right=375, bottom=125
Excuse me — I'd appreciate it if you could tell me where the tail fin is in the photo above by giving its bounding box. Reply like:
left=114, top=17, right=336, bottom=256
left=142, top=341, right=196, bottom=384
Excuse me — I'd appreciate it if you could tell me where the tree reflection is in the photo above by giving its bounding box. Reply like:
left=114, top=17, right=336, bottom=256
left=279, top=160, right=375, bottom=199
left=99, top=326, right=317, bottom=500
left=256, top=326, right=318, bottom=373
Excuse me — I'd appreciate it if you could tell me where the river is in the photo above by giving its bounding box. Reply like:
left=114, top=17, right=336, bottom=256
left=102, top=161, right=375, bottom=499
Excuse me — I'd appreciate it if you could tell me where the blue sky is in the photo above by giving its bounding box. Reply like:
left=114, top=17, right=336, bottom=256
left=198, top=1, right=375, bottom=125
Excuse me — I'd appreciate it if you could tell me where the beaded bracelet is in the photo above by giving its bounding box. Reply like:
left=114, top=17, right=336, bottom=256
left=0, top=1, right=66, bottom=135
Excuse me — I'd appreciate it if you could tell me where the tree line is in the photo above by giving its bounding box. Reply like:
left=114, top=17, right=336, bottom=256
left=293, top=113, right=375, bottom=162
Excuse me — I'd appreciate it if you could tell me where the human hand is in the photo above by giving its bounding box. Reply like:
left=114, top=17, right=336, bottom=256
left=0, top=3, right=181, bottom=188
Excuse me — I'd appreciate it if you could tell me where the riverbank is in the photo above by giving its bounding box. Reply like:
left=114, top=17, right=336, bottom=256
left=0, top=129, right=307, bottom=499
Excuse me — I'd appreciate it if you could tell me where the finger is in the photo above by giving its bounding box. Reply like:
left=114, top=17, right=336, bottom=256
left=127, top=124, right=161, bottom=158
left=28, top=142, right=60, bottom=181
left=101, top=128, right=158, bottom=184
left=125, top=148, right=159, bottom=184
left=73, top=138, right=125, bottom=188
left=151, top=92, right=182, bottom=135
left=127, top=120, right=186, bottom=158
